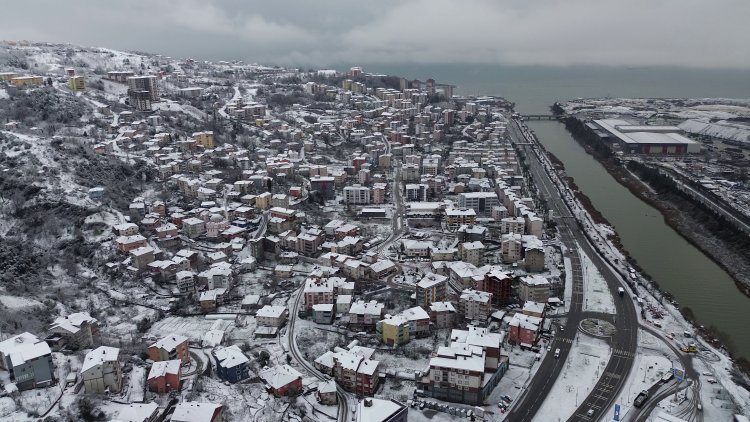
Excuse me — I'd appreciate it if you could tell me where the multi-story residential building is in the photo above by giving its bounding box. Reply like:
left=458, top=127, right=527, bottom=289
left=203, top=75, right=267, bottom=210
left=501, top=216, right=526, bottom=235
left=255, top=192, right=272, bottom=209
left=401, top=306, right=431, bottom=338
left=459, top=289, right=493, bottom=322
left=115, top=234, right=148, bottom=252
left=256, top=305, right=289, bottom=327
left=343, top=184, right=370, bottom=204
left=193, top=131, right=214, bottom=149
left=0, top=333, right=55, bottom=391
left=518, top=275, right=551, bottom=303
left=182, top=217, right=206, bottom=239
left=445, top=208, right=476, bottom=230
left=477, top=270, right=513, bottom=306
left=148, top=335, right=190, bottom=364
left=401, top=239, right=431, bottom=258
left=296, top=232, right=323, bottom=256
left=524, top=242, right=546, bottom=273
left=458, top=192, right=499, bottom=215
left=348, top=300, right=385, bottom=329
left=68, top=75, right=85, bottom=91
left=303, top=277, right=335, bottom=311
left=404, top=183, right=428, bottom=202
left=147, top=359, right=181, bottom=393
left=418, top=326, right=508, bottom=405
left=458, top=241, right=485, bottom=267
left=49, top=312, right=98, bottom=350
left=376, top=314, right=410, bottom=346
left=356, top=398, right=409, bottom=422
left=82, top=346, right=122, bottom=394
left=508, top=313, right=543, bottom=345
left=176, top=270, right=196, bottom=294
left=127, top=75, right=159, bottom=111
left=501, top=233, right=523, bottom=264
left=310, top=176, right=336, bottom=200
left=213, top=345, right=251, bottom=383
left=371, top=183, right=387, bottom=204
left=415, top=273, right=447, bottom=308
left=259, top=364, right=303, bottom=396
left=333, top=350, right=380, bottom=395
left=429, top=302, right=457, bottom=329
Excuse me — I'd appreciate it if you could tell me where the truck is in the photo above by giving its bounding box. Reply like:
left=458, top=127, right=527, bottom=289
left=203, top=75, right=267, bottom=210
left=618, top=287, right=625, bottom=296
left=681, top=343, right=698, bottom=353
left=634, top=390, right=650, bottom=408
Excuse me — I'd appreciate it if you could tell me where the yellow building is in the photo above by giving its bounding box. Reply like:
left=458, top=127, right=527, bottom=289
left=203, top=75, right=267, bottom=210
left=192, top=131, right=214, bottom=149
left=69, top=76, right=85, bottom=91
left=376, top=315, right=410, bottom=346
left=0, top=72, right=18, bottom=81
left=11, top=76, right=44, bottom=87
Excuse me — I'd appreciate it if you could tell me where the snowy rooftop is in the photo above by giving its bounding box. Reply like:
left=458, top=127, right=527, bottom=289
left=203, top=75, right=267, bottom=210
left=171, top=402, right=222, bottom=422
left=82, top=346, right=120, bottom=373
left=147, top=359, right=181, bottom=379
left=460, top=289, right=492, bottom=303
left=213, top=345, right=249, bottom=369
left=349, top=300, right=384, bottom=316
left=150, top=334, right=187, bottom=352
left=417, top=272, right=447, bottom=289
left=356, top=397, right=404, bottom=422
left=50, top=312, right=97, bottom=334
left=259, top=364, right=302, bottom=390
left=429, top=301, right=456, bottom=313
left=256, top=305, right=287, bottom=319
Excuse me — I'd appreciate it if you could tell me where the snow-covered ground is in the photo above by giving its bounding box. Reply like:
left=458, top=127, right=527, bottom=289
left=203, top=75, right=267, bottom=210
left=581, top=251, right=616, bottom=314
left=536, top=334, right=612, bottom=421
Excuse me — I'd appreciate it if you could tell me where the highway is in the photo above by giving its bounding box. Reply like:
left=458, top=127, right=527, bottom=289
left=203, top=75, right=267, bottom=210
left=506, top=118, right=639, bottom=422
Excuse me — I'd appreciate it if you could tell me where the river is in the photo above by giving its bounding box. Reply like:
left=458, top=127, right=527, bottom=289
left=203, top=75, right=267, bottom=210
left=351, top=63, right=750, bottom=359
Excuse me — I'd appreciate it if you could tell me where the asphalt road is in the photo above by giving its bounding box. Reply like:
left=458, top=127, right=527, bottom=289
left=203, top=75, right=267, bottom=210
left=506, top=119, right=639, bottom=422
left=288, top=288, right=351, bottom=422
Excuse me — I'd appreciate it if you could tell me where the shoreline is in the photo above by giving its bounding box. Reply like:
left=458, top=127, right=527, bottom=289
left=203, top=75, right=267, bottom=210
left=530, top=115, right=750, bottom=372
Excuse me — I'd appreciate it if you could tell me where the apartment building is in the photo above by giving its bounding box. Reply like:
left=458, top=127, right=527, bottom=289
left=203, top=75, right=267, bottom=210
left=459, top=289, right=493, bottom=322
left=458, top=192, right=499, bottom=215
left=415, top=273, right=447, bottom=308
left=343, top=184, right=370, bottom=204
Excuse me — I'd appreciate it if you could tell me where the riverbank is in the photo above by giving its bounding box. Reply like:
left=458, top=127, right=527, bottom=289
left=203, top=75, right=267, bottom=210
left=552, top=115, right=750, bottom=371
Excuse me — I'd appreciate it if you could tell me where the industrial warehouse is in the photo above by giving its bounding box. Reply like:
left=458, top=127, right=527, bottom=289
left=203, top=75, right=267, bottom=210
left=590, top=119, right=701, bottom=154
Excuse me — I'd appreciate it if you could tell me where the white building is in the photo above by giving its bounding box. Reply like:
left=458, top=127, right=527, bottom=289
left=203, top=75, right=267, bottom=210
left=82, top=346, right=122, bottom=394
left=343, top=184, right=371, bottom=204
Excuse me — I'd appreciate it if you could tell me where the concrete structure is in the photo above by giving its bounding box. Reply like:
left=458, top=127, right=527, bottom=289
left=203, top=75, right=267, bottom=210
left=458, top=192, right=499, bottom=215
left=415, top=273, right=447, bottom=308
left=592, top=119, right=701, bottom=154
left=82, top=346, right=122, bottom=394
left=0, top=333, right=55, bottom=390
left=344, top=184, right=371, bottom=204
left=259, top=364, right=303, bottom=396
left=171, top=402, right=223, bottom=422
left=518, top=275, right=551, bottom=303
left=459, top=289, right=492, bottom=322
left=213, top=345, right=251, bottom=383
left=148, top=335, right=190, bottom=364
left=49, top=312, right=98, bottom=349
left=147, top=359, right=181, bottom=393
left=256, top=305, right=289, bottom=327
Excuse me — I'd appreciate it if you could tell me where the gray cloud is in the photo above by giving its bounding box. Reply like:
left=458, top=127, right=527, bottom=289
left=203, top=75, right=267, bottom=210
left=1, top=0, right=748, bottom=68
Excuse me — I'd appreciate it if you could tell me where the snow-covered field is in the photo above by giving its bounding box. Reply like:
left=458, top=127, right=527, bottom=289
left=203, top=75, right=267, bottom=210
left=536, top=334, right=612, bottom=420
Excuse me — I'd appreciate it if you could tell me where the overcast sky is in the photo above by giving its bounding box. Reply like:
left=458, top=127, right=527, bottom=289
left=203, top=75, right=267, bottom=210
left=2, top=0, right=749, bottom=68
